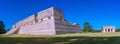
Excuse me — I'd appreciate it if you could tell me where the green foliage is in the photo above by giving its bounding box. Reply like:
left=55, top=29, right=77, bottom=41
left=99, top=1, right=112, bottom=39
left=116, top=28, right=120, bottom=32
left=92, top=30, right=101, bottom=32
left=82, top=22, right=92, bottom=32
left=0, top=21, right=6, bottom=34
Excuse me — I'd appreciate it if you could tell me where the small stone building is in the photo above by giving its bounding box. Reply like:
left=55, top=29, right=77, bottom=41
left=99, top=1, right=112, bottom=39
left=6, top=7, right=82, bottom=35
left=102, top=26, right=115, bottom=32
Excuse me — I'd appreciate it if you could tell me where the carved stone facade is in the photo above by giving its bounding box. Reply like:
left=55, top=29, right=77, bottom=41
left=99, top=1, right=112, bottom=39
left=102, top=26, right=115, bottom=33
left=6, top=7, right=82, bottom=35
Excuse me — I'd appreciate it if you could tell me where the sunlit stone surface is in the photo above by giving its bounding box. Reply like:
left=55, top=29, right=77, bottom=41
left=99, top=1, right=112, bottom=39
left=102, top=26, right=115, bottom=33
left=6, top=7, right=82, bottom=35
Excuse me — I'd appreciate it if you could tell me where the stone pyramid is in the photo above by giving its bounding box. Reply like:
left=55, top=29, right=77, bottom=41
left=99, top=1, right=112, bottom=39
left=6, top=7, right=82, bottom=35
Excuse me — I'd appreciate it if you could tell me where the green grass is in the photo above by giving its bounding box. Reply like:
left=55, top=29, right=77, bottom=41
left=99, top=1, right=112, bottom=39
left=0, top=32, right=120, bottom=44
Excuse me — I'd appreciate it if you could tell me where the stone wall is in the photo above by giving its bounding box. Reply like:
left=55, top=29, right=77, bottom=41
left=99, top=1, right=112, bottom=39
left=13, top=15, right=36, bottom=28
left=6, top=7, right=81, bottom=35
left=53, top=7, right=81, bottom=34
left=37, top=7, right=54, bottom=20
left=55, top=19, right=81, bottom=34
left=54, top=7, right=64, bottom=21
left=18, top=17, right=55, bottom=35
left=16, top=7, right=56, bottom=35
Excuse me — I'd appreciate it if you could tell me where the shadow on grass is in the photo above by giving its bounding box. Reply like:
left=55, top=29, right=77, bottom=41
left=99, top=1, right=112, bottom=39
left=0, top=36, right=120, bottom=44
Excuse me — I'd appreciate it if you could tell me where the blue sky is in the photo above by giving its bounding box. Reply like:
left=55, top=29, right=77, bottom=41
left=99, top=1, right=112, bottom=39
left=0, top=0, right=120, bottom=30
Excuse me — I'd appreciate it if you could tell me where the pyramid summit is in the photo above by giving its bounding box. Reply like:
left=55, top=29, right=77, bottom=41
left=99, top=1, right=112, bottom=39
left=6, top=7, right=82, bottom=35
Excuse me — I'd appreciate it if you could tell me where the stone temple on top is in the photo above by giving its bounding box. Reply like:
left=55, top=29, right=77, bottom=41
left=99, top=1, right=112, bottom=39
left=6, top=7, right=82, bottom=35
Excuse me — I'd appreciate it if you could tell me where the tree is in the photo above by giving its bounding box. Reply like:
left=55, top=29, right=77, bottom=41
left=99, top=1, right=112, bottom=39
left=116, top=28, right=120, bottom=32
left=82, top=22, right=92, bottom=32
left=0, top=21, right=6, bottom=34
left=92, top=29, right=101, bottom=32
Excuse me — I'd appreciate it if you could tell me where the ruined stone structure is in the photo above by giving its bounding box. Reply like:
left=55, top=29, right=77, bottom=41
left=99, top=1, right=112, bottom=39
left=102, top=26, right=115, bottom=33
left=6, top=7, right=81, bottom=35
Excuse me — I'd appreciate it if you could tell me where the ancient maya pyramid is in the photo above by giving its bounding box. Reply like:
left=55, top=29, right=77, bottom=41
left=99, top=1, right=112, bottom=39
left=6, top=7, right=82, bottom=35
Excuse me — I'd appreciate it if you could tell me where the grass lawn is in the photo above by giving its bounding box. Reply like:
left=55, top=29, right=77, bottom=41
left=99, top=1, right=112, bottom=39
left=0, top=32, right=120, bottom=44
